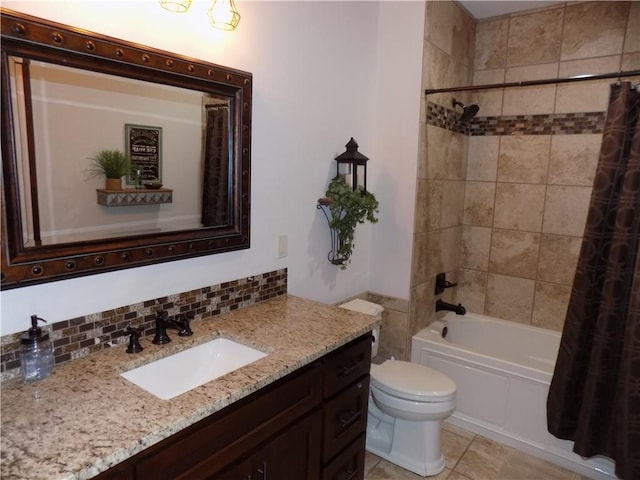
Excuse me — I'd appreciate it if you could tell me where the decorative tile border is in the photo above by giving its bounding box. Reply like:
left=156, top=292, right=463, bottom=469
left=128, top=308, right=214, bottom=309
left=426, top=101, right=469, bottom=134
left=0, top=269, right=287, bottom=382
left=426, top=101, right=605, bottom=136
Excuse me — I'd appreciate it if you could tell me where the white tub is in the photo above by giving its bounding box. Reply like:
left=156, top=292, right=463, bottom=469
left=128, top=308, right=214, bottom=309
left=411, top=312, right=616, bottom=479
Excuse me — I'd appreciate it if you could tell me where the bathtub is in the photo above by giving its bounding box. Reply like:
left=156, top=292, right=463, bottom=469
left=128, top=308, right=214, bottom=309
left=411, top=312, right=616, bottom=479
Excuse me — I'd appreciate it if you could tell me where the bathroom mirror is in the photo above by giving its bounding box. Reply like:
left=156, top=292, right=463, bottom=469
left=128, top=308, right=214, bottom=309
left=0, top=9, right=252, bottom=289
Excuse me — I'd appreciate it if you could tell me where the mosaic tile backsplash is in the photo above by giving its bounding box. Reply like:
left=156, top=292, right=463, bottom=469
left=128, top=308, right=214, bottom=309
left=0, top=269, right=287, bottom=381
left=426, top=101, right=606, bottom=136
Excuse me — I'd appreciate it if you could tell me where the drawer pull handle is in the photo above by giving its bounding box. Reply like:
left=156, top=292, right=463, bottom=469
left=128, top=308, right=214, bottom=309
left=338, top=409, right=360, bottom=430
left=255, top=461, right=267, bottom=480
left=340, top=468, right=358, bottom=480
left=340, top=360, right=362, bottom=376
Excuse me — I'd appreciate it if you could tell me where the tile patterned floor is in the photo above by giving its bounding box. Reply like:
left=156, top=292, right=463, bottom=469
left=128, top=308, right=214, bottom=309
left=364, top=423, right=590, bottom=480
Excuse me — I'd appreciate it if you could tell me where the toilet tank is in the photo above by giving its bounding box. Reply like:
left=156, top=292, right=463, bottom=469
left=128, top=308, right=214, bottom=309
left=339, top=299, right=383, bottom=357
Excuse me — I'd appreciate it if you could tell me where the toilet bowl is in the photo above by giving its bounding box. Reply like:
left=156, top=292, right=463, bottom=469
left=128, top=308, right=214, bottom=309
left=338, top=299, right=457, bottom=477
left=367, top=359, right=456, bottom=476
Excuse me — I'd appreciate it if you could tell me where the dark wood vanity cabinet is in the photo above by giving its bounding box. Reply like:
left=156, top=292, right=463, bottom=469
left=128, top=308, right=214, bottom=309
left=94, top=333, right=372, bottom=480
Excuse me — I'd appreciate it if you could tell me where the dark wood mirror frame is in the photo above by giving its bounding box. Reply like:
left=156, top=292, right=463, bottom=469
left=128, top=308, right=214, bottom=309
left=0, top=9, right=252, bottom=289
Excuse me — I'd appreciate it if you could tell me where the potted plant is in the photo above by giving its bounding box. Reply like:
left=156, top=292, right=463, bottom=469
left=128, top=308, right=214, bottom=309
left=86, top=149, right=132, bottom=190
left=323, top=175, right=379, bottom=269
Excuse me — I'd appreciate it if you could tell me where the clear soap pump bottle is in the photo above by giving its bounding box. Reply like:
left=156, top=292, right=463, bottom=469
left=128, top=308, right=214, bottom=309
left=20, top=315, right=54, bottom=382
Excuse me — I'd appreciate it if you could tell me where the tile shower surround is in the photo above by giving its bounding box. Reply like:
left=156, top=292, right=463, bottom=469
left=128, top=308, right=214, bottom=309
left=0, top=269, right=287, bottom=381
left=426, top=101, right=606, bottom=136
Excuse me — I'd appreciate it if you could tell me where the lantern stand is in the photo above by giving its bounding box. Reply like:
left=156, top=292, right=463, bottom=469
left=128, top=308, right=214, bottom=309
left=317, top=138, right=376, bottom=267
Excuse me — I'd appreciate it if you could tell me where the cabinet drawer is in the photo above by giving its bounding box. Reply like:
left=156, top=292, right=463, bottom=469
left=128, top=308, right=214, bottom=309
left=322, top=433, right=365, bottom=480
left=324, top=334, right=372, bottom=397
left=135, top=362, right=323, bottom=479
left=323, top=375, right=369, bottom=462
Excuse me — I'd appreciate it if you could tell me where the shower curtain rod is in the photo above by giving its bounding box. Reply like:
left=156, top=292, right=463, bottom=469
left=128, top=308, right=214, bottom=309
left=425, top=69, right=640, bottom=95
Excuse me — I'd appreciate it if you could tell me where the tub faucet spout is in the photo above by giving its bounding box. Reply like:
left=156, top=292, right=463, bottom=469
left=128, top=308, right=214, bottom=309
left=436, top=299, right=466, bottom=315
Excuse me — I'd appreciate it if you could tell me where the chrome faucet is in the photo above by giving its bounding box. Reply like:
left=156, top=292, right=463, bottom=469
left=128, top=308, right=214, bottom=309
left=435, top=299, right=466, bottom=315
left=152, top=310, right=194, bottom=344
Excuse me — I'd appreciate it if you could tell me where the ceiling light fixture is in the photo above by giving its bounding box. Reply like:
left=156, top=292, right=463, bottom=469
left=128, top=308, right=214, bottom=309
left=158, top=0, right=193, bottom=13
left=207, top=0, right=241, bottom=31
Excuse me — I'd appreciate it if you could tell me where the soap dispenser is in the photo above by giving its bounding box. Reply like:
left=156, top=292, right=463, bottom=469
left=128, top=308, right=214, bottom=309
left=20, top=315, right=54, bottom=382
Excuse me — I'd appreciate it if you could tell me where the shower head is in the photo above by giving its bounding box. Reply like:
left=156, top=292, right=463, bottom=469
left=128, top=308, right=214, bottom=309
left=452, top=98, right=479, bottom=123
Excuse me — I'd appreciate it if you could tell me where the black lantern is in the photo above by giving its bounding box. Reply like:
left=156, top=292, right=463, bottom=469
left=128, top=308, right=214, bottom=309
left=334, top=137, right=369, bottom=193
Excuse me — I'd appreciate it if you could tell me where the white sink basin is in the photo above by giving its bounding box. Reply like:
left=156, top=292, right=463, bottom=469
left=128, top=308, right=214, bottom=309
left=121, top=338, right=268, bottom=400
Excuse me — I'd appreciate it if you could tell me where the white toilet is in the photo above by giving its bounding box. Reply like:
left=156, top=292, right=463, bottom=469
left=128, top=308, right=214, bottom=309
left=339, top=299, right=457, bottom=477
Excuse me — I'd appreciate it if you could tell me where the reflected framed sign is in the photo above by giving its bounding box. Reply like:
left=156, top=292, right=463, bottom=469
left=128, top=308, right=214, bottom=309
left=125, top=124, right=163, bottom=185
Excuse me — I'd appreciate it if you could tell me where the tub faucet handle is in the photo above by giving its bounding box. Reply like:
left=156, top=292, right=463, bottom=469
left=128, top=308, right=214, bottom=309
left=435, top=272, right=458, bottom=295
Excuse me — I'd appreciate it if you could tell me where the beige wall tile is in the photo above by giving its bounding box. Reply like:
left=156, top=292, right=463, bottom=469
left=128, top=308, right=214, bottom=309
left=456, top=269, right=487, bottom=315
left=460, top=225, right=492, bottom=270
left=426, top=125, right=467, bottom=180
left=471, top=69, right=504, bottom=117
left=367, top=292, right=409, bottom=314
left=625, top=1, right=640, bottom=53
left=467, top=135, right=499, bottom=181
left=494, top=183, right=546, bottom=231
left=556, top=56, right=622, bottom=113
left=426, top=0, right=454, bottom=56
left=489, top=229, right=541, bottom=279
left=559, top=55, right=621, bottom=78
left=425, top=42, right=473, bottom=107
left=410, top=280, right=437, bottom=341
left=412, top=232, right=435, bottom=286
left=507, top=8, right=563, bottom=66
left=503, top=63, right=558, bottom=115
left=561, top=1, right=628, bottom=61
left=440, top=226, right=463, bottom=272
left=498, top=135, right=551, bottom=183
left=425, top=42, right=455, bottom=107
left=378, top=308, right=409, bottom=361
left=452, top=3, right=476, bottom=70
left=475, top=17, right=509, bottom=70
left=538, top=234, right=582, bottom=284
left=543, top=186, right=592, bottom=236
left=415, top=179, right=442, bottom=233
left=532, top=281, right=572, bottom=331
left=485, top=273, right=535, bottom=324
left=548, top=134, right=601, bottom=186
left=417, top=121, right=428, bottom=179
left=622, top=53, right=640, bottom=71
left=555, top=80, right=613, bottom=114
left=441, top=180, right=465, bottom=228
left=463, top=181, right=495, bottom=227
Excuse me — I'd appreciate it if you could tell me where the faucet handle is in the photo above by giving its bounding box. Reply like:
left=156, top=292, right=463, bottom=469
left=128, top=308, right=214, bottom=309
left=175, top=313, right=194, bottom=337
left=125, top=326, right=144, bottom=354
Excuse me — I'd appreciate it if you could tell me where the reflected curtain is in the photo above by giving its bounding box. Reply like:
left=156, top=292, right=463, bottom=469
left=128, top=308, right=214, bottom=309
left=547, top=82, right=640, bottom=480
left=201, top=104, right=229, bottom=227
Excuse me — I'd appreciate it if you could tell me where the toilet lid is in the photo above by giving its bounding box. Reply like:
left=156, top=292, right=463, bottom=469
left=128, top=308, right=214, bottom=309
left=370, top=360, right=456, bottom=402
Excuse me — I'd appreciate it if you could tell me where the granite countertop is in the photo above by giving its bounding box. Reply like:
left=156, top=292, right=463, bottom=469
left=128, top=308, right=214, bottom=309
left=0, top=295, right=378, bottom=480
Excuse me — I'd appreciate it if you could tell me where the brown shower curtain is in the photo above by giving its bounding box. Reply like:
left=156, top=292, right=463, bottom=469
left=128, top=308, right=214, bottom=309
left=201, top=104, right=230, bottom=227
left=547, top=82, right=640, bottom=480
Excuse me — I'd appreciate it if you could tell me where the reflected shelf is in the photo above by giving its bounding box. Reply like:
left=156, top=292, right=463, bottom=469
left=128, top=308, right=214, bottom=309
left=96, top=188, right=173, bottom=207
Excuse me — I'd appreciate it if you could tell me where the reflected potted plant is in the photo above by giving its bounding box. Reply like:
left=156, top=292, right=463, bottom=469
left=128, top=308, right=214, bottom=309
left=86, top=149, right=132, bottom=191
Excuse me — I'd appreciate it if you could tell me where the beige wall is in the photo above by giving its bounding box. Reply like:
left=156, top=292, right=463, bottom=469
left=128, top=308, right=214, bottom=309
left=457, top=1, right=639, bottom=330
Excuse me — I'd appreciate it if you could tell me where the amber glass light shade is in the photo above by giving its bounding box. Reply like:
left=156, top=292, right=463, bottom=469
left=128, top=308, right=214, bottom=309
left=159, top=0, right=192, bottom=13
left=207, top=0, right=241, bottom=31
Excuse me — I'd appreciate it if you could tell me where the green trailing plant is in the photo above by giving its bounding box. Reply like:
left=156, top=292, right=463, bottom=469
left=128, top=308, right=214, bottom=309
left=325, top=175, right=379, bottom=269
left=86, top=149, right=132, bottom=179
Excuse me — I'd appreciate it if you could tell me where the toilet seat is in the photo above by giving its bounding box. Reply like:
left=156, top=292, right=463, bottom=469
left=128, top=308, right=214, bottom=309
left=370, top=360, right=456, bottom=403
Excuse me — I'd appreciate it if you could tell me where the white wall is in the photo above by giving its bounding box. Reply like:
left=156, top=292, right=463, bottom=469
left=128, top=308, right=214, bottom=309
left=0, top=1, right=425, bottom=335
